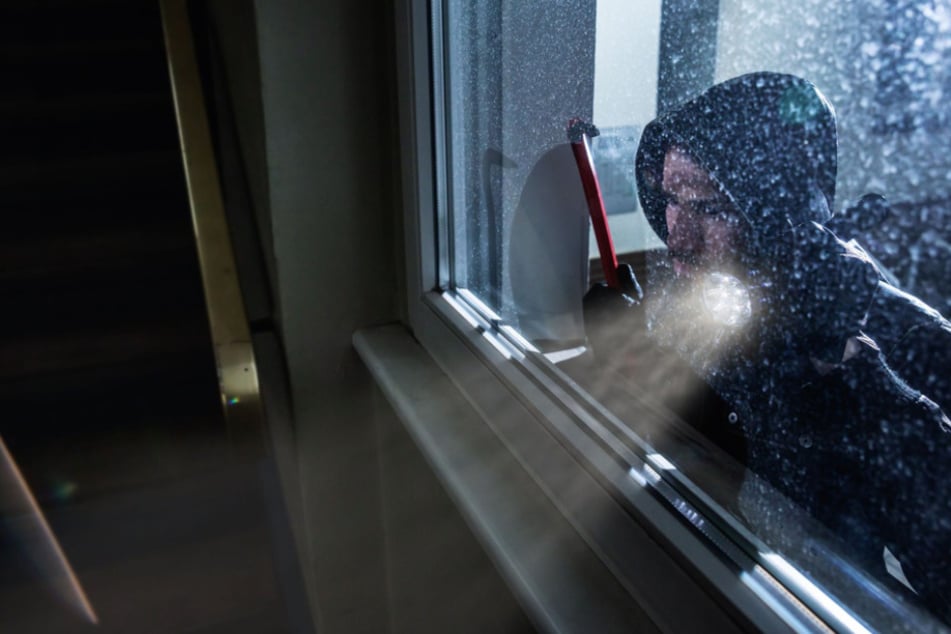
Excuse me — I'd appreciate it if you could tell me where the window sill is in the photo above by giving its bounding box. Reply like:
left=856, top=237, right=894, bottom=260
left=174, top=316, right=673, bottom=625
left=353, top=320, right=792, bottom=633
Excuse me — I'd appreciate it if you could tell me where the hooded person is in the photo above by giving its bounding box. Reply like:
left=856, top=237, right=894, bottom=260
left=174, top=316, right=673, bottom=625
left=586, top=71, right=951, bottom=620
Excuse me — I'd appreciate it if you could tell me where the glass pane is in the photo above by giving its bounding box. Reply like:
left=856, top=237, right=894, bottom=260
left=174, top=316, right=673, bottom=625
left=445, top=0, right=598, bottom=344
left=442, top=0, right=951, bottom=628
left=590, top=0, right=666, bottom=256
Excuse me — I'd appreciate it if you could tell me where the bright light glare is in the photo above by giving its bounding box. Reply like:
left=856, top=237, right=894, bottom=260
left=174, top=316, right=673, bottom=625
left=481, top=331, right=513, bottom=360
left=457, top=287, right=501, bottom=322
left=646, top=453, right=677, bottom=471
left=643, top=465, right=661, bottom=484
left=500, top=325, right=539, bottom=353
left=760, top=552, right=872, bottom=634
left=628, top=466, right=648, bottom=487
left=543, top=346, right=587, bottom=364
left=442, top=292, right=483, bottom=329
left=702, top=272, right=752, bottom=327
left=739, top=570, right=812, bottom=634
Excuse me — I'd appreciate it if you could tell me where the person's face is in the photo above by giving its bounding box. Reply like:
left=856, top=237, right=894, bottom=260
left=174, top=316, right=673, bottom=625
left=662, top=147, right=747, bottom=278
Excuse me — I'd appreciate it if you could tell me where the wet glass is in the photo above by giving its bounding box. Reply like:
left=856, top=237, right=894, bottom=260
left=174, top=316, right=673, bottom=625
left=442, top=0, right=951, bottom=628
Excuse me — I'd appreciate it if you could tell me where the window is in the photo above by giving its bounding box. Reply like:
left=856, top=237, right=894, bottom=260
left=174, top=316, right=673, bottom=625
left=590, top=0, right=665, bottom=256
left=399, top=0, right=951, bottom=630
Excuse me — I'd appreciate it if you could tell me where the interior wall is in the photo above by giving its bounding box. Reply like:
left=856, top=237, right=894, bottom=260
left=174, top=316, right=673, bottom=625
left=251, top=0, right=396, bottom=631
left=204, top=0, right=533, bottom=632
left=374, top=389, right=537, bottom=634
left=199, top=3, right=314, bottom=630
left=202, top=0, right=276, bottom=299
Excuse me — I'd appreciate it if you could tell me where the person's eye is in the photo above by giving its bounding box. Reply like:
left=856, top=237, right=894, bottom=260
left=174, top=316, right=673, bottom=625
left=695, top=199, right=730, bottom=216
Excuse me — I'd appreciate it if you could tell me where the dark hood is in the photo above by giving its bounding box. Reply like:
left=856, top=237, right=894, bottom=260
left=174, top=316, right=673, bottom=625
left=635, top=72, right=838, bottom=256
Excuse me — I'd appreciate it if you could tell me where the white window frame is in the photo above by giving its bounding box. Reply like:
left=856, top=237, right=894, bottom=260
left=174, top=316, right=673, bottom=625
left=378, top=1, right=932, bottom=631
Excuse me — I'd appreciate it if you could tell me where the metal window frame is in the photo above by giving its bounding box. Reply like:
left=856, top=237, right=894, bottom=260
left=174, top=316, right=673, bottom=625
left=388, top=0, right=926, bottom=632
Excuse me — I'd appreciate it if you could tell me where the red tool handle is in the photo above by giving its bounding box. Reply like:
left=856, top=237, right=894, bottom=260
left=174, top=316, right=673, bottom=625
left=568, top=119, right=619, bottom=289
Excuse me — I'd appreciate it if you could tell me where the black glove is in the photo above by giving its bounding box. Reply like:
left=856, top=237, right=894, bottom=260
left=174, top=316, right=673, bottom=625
left=759, top=221, right=880, bottom=365
left=584, top=262, right=642, bottom=307
left=582, top=263, right=643, bottom=360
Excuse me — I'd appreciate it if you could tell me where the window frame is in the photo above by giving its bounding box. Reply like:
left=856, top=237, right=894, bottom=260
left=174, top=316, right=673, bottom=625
left=390, top=0, right=920, bottom=631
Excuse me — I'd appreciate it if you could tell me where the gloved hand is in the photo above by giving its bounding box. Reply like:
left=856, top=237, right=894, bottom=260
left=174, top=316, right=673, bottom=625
left=582, top=262, right=643, bottom=361
left=802, top=335, right=951, bottom=615
left=584, top=262, right=642, bottom=307
left=759, top=220, right=880, bottom=365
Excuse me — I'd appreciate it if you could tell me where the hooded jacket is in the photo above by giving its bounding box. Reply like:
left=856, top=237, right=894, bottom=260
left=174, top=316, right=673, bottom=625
left=633, top=72, right=951, bottom=618
left=637, top=73, right=837, bottom=247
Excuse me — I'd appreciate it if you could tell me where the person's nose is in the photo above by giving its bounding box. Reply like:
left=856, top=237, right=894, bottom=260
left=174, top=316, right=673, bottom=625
left=666, top=203, right=699, bottom=253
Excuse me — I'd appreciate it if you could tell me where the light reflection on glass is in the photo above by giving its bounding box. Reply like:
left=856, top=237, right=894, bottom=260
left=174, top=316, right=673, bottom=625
left=628, top=466, right=648, bottom=487
left=701, top=272, right=752, bottom=327
left=760, top=552, right=872, bottom=634
left=442, top=292, right=484, bottom=330
left=0, top=437, right=98, bottom=625
left=739, top=569, right=814, bottom=634
left=543, top=346, right=587, bottom=364
left=646, top=452, right=677, bottom=471
left=500, top=324, right=539, bottom=353
left=481, top=330, right=513, bottom=360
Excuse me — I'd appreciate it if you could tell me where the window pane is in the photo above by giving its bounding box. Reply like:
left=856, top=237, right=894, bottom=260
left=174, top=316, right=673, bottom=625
left=445, top=0, right=597, bottom=344
left=441, top=0, right=951, bottom=627
left=591, top=0, right=665, bottom=256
